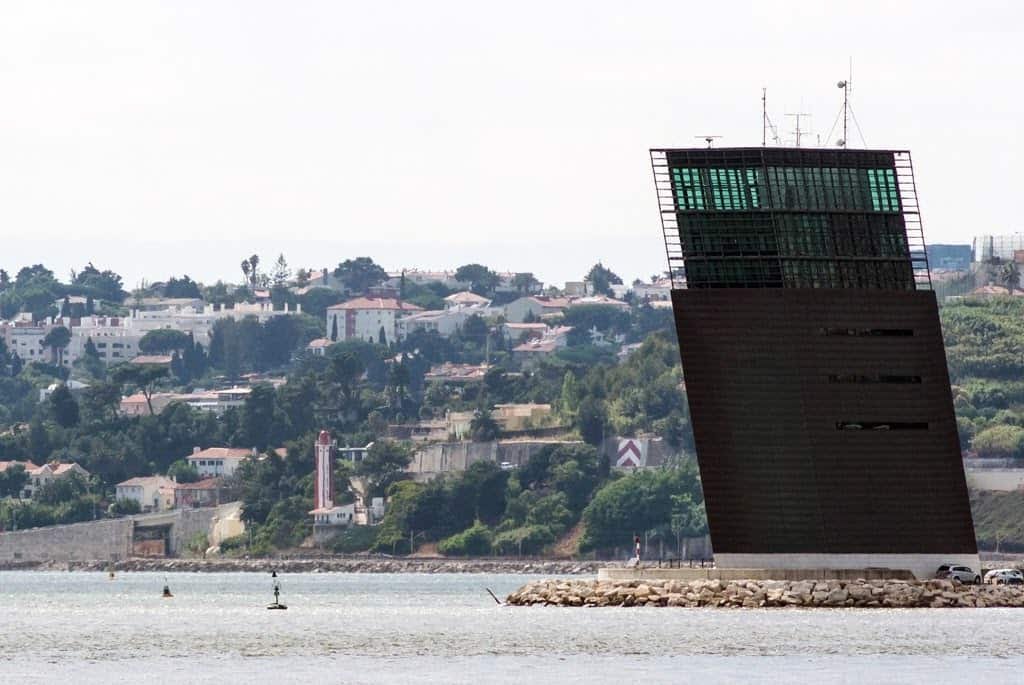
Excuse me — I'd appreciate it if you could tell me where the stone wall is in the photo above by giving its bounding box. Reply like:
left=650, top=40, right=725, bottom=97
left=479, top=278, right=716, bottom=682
left=0, top=518, right=133, bottom=562
left=0, top=505, right=225, bottom=562
left=407, top=440, right=576, bottom=478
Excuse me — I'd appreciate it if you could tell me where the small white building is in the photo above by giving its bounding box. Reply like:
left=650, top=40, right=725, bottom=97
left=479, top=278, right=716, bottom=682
left=187, top=447, right=253, bottom=478
left=326, top=297, right=423, bottom=345
left=307, top=338, right=332, bottom=357
left=503, top=296, right=573, bottom=323
left=115, top=476, right=177, bottom=512
left=311, top=503, right=355, bottom=527
left=632, top=279, right=672, bottom=301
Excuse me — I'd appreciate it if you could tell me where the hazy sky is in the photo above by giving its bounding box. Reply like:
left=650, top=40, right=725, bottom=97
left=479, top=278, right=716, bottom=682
left=0, top=1, right=1019, bottom=289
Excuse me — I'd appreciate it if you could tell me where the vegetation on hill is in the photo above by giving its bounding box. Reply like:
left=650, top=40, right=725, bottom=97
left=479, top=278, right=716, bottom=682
left=942, top=297, right=1024, bottom=457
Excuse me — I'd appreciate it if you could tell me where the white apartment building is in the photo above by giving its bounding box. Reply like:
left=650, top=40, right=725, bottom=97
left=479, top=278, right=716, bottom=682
left=326, top=298, right=423, bottom=345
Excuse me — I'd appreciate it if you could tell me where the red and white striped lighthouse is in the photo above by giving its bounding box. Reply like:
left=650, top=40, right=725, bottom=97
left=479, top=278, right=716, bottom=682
left=314, top=430, right=334, bottom=511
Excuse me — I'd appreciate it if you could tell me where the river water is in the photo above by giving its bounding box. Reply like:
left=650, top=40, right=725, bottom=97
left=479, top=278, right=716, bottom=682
left=0, top=571, right=1020, bottom=683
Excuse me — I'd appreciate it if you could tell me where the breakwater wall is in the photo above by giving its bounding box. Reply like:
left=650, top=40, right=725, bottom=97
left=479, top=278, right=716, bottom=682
left=0, top=506, right=224, bottom=562
left=4, top=557, right=603, bottom=574
left=506, top=577, right=1024, bottom=608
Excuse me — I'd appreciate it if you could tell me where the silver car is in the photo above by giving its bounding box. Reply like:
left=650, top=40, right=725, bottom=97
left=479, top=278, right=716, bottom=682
left=936, top=564, right=981, bottom=584
left=984, top=569, right=1024, bottom=585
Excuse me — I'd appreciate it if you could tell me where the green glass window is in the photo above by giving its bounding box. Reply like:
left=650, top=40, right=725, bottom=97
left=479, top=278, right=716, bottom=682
left=671, top=168, right=705, bottom=210
left=867, top=169, right=899, bottom=212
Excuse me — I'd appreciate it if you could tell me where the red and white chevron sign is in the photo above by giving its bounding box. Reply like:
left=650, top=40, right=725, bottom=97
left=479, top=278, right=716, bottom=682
left=616, top=439, right=643, bottom=468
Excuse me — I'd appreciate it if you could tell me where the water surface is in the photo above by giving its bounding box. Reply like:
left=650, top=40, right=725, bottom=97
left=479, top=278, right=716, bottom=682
left=0, top=572, right=1018, bottom=683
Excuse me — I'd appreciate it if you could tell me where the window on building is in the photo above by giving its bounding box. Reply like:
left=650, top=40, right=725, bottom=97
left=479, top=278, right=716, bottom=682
left=828, top=374, right=922, bottom=384
left=836, top=421, right=928, bottom=430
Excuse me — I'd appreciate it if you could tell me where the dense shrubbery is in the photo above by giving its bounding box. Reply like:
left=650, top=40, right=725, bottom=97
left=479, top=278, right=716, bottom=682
left=943, top=298, right=1024, bottom=457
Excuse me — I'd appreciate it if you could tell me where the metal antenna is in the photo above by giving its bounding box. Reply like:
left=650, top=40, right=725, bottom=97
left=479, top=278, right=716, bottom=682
left=762, top=88, right=767, bottom=147
left=837, top=77, right=849, bottom=148
left=695, top=135, right=722, bottom=149
left=784, top=112, right=811, bottom=148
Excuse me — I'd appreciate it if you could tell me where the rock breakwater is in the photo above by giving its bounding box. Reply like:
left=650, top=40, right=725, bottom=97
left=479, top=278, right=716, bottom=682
left=5, top=557, right=602, bottom=575
left=506, top=578, right=1024, bottom=608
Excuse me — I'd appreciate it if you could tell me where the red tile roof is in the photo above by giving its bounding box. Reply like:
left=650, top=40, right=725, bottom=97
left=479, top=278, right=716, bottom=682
left=187, top=447, right=252, bottom=461
left=327, top=297, right=423, bottom=312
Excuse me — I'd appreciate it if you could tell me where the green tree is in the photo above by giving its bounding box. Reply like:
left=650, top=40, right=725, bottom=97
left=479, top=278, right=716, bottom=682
left=0, top=463, right=28, bottom=498
left=585, top=262, right=623, bottom=297
left=579, top=464, right=704, bottom=552
left=512, top=272, right=540, bottom=294
left=470, top=408, right=500, bottom=441
left=1001, top=261, right=1021, bottom=294
left=355, top=440, right=412, bottom=497
left=271, top=253, right=291, bottom=287
left=972, top=424, right=1024, bottom=459
left=577, top=396, right=607, bottom=446
left=49, top=383, right=80, bottom=428
left=333, top=257, right=388, bottom=294
left=80, top=382, right=121, bottom=426
left=72, top=262, right=126, bottom=302
left=559, top=371, right=581, bottom=420
left=41, top=326, right=71, bottom=366
left=167, top=459, right=200, bottom=483
left=111, top=363, right=169, bottom=415
left=454, top=264, right=500, bottom=297
left=240, top=384, right=280, bottom=450
left=438, top=520, right=493, bottom=556
left=139, top=329, right=191, bottom=355
left=164, top=275, right=202, bottom=299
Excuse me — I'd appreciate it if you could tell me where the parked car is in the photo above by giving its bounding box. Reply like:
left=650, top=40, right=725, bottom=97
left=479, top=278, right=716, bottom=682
left=935, top=564, right=981, bottom=584
left=983, top=569, right=1024, bottom=585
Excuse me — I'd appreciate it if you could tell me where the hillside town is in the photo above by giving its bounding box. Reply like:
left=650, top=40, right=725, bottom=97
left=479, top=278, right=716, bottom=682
left=0, top=257, right=696, bottom=559
left=1, top=240, right=1024, bottom=560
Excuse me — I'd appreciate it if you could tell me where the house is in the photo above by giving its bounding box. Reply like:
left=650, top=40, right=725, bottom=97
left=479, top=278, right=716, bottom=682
left=632, top=278, right=672, bottom=301
left=388, top=269, right=464, bottom=289
left=424, top=362, right=490, bottom=384
left=311, top=502, right=356, bottom=527
left=444, top=291, right=491, bottom=309
left=563, top=281, right=591, bottom=297
left=502, top=322, right=548, bottom=343
left=0, top=461, right=39, bottom=499
left=337, top=443, right=374, bottom=462
left=493, top=404, right=556, bottom=432
left=173, top=478, right=222, bottom=509
left=512, top=326, right=572, bottom=367
left=325, top=297, right=423, bottom=345
left=26, top=462, right=90, bottom=498
left=570, top=295, right=631, bottom=311
left=396, top=308, right=473, bottom=338
left=115, top=476, right=177, bottom=512
left=504, top=296, right=573, bottom=323
left=187, top=447, right=254, bottom=478
left=307, top=338, right=332, bottom=357
left=119, top=392, right=178, bottom=416
left=39, top=379, right=90, bottom=402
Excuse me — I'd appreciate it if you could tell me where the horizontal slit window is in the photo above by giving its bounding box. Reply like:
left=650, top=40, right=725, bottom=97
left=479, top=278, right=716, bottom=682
left=828, top=374, right=922, bottom=384
left=836, top=421, right=928, bottom=431
left=821, top=327, right=913, bottom=337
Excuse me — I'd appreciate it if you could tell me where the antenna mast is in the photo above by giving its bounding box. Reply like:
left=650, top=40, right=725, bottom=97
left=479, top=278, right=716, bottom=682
left=761, top=89, right=781, bottom=146
left=762, top=88, right=767, bottom=147
left=785, top=112, right=811, bottom=148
